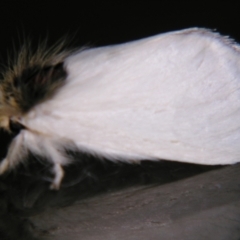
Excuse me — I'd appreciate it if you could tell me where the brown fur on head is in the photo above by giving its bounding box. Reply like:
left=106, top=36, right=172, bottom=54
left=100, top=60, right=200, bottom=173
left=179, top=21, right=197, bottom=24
left=0, top=40, right=72, bottom=131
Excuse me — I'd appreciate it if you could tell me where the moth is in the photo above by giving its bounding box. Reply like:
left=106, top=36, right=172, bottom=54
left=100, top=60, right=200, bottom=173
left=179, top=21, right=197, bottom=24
left=0, top=28, right=240, bottom=189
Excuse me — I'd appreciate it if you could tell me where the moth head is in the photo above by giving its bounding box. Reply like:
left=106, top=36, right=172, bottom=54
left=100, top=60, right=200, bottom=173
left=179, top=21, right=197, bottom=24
left=0, top=40, right=72, bottom=132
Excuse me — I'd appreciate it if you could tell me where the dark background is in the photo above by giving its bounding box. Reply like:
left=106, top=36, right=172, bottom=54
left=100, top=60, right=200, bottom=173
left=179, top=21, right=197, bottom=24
left=0, top=2, right=240, bottom=54
left=0, top=2, right=240, bottom=240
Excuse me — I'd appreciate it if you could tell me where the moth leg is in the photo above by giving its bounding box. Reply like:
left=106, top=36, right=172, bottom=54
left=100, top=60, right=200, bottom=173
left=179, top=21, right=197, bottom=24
left=50, top=163, right=65, bottom=190
left=0, top=158, right=9, bottom=174
left=0, top=136, right=24, bottom=175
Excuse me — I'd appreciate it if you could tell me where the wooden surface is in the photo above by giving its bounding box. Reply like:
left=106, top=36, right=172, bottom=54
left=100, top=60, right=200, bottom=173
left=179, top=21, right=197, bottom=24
left=29, top=164, right=240, bottom=240
left=0, top=158, right=240, bottom=240
left=30, top=165, right=240, bottom=240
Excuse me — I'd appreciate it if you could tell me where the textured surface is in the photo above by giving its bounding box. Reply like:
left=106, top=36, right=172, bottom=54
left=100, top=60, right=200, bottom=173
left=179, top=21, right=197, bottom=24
left=26, top=163, right=240, bottom=240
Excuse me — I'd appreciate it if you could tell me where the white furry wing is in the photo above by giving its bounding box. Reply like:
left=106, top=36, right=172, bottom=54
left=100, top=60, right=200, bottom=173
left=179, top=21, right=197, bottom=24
left=23, top=28, right=240, bottom=165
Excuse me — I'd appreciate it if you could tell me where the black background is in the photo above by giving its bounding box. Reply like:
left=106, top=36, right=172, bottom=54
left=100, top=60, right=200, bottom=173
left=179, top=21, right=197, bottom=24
left=0, top=2, right=240, bottom=54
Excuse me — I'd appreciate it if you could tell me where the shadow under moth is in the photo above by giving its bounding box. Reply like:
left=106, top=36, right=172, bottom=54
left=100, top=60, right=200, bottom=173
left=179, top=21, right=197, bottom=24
left=0, top=28, right=239, bottom=189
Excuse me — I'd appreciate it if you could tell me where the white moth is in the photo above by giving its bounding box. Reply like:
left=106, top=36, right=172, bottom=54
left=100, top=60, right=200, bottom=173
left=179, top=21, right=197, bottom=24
left=0, top=28, right=239, bottom=189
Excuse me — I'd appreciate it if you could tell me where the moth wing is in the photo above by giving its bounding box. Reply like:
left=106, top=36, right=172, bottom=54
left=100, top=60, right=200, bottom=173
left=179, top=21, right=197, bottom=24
left=24, top=28, right=240, bottom=165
